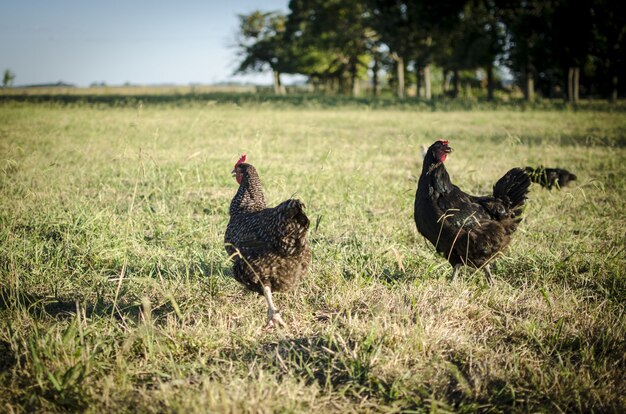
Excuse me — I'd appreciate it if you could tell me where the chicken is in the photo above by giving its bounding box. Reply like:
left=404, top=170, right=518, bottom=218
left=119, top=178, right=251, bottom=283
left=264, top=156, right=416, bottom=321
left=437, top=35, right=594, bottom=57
left=224, top=155, right=311, bottom=328
left=524, top=166, right=577, bottom=190
left=414, top=140, right=531, bottom=285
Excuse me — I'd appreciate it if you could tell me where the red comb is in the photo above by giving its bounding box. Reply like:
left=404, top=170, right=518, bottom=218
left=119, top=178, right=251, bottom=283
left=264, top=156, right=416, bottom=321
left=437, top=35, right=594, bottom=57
left=235, top=154, right=247, bottom=165
left=439, top=139, right=449, bottom=145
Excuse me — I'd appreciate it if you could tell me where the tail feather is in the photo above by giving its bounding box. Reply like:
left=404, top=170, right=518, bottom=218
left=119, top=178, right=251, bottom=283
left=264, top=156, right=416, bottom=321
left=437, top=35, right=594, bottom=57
left=493, top=168, right=531, bottom=213
left=525, top=166, right=552, bottom=187
left=277, top=199, right=310, bottom=229
left=272, top=199, right=309, bottom=256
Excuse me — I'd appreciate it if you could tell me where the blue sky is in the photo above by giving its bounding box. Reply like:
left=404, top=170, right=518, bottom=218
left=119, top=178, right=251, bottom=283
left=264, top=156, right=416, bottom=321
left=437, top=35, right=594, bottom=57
left=0, top=0, right=290, bottom=86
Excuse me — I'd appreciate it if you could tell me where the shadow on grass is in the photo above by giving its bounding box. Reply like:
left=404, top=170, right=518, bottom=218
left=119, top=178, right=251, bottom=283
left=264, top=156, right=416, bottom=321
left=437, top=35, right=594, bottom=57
left=218, top=333, right=548, bottom=411
left=0, top=256, right=229, bottom=323
left=0, top=339, right=17, bottom=371
left=219, top=332, right=431, bottom=409
left=0, top=287, right=143, bottom=320
left=496, top=253, right=626, bottom=304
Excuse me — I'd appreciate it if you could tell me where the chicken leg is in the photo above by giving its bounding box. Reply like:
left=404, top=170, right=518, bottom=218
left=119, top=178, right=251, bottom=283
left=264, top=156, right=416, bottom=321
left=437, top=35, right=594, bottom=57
left=450, top=264, right=462, bottom=282
left=262, top=285, right=286, bottom=329
left=484, top=264, right=495, bottom=287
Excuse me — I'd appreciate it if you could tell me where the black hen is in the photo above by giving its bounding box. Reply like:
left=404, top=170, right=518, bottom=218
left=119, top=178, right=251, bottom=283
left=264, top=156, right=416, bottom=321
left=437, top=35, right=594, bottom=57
left=414, top=140, right=531, bottom=285
left=525, top=166, right=577, bottom=190
left=225, top=155, right=311, bottom=328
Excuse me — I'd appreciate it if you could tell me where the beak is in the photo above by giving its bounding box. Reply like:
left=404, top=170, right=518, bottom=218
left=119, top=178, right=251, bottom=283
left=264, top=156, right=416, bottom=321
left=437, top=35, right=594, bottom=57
left=444, top=146, right=453, bottom=154
left=231, top=169, right=236, bottom=177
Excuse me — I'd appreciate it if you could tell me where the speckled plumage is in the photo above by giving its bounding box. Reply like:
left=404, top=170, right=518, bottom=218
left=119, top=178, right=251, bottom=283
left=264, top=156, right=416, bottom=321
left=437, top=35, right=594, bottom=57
left=225, top=162, right=311, bottom=299
left=414, top=141, right=531, bottom=282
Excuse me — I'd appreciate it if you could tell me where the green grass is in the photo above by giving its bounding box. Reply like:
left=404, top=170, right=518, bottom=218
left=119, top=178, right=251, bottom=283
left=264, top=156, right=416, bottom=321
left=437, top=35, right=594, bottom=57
left=1, top=97, right=625, bottom=413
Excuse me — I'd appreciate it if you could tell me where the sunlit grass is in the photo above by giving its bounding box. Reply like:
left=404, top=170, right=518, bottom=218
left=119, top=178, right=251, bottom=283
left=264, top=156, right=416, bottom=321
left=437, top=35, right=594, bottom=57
left=1, top=99, right=625, bottom=412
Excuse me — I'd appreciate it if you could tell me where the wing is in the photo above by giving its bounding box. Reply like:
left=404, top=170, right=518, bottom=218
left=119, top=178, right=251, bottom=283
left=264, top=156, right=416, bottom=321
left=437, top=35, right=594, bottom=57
left=259, top=199, right=310, bottom=256
left=225, top=218, right=267, bottom=259
left=225, top=199, right=309, bottom=258
left=434, top=184, right=496, bottom=229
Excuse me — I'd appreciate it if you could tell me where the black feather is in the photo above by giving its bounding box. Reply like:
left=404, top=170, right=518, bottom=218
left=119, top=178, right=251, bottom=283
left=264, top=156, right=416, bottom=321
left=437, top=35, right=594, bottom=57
left=414, top=141, right=531, bottom=271
left=525, top=166, right=577, bottom=190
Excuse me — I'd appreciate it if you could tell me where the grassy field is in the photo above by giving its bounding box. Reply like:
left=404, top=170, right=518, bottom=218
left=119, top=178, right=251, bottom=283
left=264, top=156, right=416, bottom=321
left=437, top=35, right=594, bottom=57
left=1, top=95, right=625, bottom=413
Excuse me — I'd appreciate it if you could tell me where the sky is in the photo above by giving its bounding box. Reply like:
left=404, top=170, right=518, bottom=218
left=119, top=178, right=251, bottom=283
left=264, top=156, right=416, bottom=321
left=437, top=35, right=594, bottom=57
left=0, top=0, right=291, bottom=87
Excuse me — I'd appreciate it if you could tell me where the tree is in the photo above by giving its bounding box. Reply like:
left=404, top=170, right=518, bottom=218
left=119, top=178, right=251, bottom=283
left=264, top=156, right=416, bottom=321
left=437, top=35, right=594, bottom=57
left=500, top=0, right=552, bottom=101
left=287, top=0, right=375, bottom=96
left=451, top=0, right=505, bottom=101
left=502, top=0, right=598, bottom=102
left=369, top=0, right=417, bottom=98
left=234, top=11, right=291, bottom=95
left=233, top=0, right=620, bottom=101
left=549, top=0, right=595, bottom=103
left=590, top=0, right=626, bottom=102
left=405, top=1, right=465, bottom=100
left=2, top=69, right=15, bottom=88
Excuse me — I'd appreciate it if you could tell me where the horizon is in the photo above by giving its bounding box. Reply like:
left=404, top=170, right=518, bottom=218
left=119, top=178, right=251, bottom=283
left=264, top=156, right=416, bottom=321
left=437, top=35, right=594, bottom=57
left=8, top=79, right=306, bottom=89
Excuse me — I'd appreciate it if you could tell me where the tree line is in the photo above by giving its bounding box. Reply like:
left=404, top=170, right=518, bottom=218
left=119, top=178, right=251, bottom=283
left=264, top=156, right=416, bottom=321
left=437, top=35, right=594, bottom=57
left=234, top=0, right=625, bottom=102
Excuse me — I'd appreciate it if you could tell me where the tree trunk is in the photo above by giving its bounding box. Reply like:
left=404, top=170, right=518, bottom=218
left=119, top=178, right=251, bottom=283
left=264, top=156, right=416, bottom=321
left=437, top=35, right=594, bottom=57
left=372, top=53, right=380, bottom=97
left=273, top=71, right=280, bottom=95
left=424, top=36, right=432, bottom=100
left=525, top=66, right=535, bottom=101
left=573, top=66, right=579, bottom=103
left=443, top=68, right=449, bottom=94
left=272, top=71, right=285, bottom=95
left=352, top=77, right=359, bottom=97
left=567, top=66, right=580, bottom=103
left=339, top=70, right=352, bottom=95
left=452, top=69, right=459, bottom=98
left=350, top=59, right=359, bottom=97
left=416, top=65, right=423, bottom=98
left=424, top=64, right=432, bottom=100
left=610, top=75, right=618, bottom=102
left=486, top=64, right=494, bottom=101
left=567, top=67, right=574, bottom=102
left=396, top=56, right=405, bottom=99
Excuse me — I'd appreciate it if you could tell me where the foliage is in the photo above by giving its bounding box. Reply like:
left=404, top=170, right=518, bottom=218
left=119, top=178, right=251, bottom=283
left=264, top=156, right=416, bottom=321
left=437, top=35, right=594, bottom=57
left=234, top=11, right=287, bottom=73
left=287, top=0, right=375, bottom=95
left=2, top=69, right=15, bottom=88
left=232, top=1, right=626, bottom=101
left=234, top=11, right=291, bottom=94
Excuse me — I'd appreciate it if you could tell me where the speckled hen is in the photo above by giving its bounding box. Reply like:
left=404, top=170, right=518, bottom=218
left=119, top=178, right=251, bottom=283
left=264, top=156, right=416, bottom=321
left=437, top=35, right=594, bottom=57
left=414, top=140, right=531, bottom=285
left=224, top=155, right=311, bottom=328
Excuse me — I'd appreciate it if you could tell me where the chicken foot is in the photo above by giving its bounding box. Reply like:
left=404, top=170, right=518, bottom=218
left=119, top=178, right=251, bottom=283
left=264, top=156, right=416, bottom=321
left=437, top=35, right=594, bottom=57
left=450, top=264, right=462, bottom=282
left=262, top=285, right=286, bottom=329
